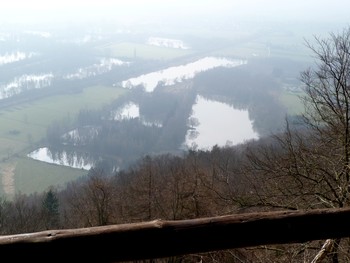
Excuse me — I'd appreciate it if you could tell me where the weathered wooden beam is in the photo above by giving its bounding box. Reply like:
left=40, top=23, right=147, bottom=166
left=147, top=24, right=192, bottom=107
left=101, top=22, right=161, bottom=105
left=1, top=208, right=350, bottom=262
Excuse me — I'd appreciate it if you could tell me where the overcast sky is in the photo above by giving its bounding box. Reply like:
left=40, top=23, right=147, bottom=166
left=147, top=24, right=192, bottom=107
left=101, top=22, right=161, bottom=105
left=1, top=0, right=349, bottom=27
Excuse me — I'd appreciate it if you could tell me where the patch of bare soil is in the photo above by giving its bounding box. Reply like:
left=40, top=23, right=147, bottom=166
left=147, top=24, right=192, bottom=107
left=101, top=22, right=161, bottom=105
left=1, top=163, right=15, bottom=196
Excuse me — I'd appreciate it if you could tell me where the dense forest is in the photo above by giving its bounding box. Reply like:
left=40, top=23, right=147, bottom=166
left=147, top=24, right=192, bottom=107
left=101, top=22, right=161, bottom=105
left=1, top=26, right=350, bottom=262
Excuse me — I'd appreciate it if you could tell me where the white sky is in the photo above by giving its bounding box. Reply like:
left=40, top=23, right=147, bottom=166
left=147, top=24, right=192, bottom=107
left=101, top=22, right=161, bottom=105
left=1, top=0, right=349, bottom=26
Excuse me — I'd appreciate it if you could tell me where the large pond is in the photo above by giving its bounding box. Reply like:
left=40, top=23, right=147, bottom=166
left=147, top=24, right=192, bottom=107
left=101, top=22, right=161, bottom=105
left=183, top=95, right=259, bottom=150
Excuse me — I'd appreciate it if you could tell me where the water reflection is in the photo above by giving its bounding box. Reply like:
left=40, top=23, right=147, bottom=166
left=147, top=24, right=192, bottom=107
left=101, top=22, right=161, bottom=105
left=64, top=58, right=129, bottom=80
left=61, top=126, right=100, bottom=146
left=27, top=147, right=93, bottom=170
left=147, top=37, right=189, bottom=49
left=121, top=57, right=246, bottom=92
left=112, top=102, right=163, bottom=127
left=0, top=51, right=35, bottom=65
left=0, top=57, right=129, bottom=99
left=184, top=95, right=259, bottom=150
left=113, top=102, right=140, bottom=120
left=0, top=73, right=54, bottom=99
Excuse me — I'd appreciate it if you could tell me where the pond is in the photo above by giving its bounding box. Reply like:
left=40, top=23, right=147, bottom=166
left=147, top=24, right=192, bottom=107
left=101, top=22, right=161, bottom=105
left=27, top=147, right=93, bottom=170
left=121, top=56, right=246, bottom=92
left=183, top=95, right=259, bottom=150
left=64, top=58, right=129, bottom=80
left=0, top=73, right=54, bottom=99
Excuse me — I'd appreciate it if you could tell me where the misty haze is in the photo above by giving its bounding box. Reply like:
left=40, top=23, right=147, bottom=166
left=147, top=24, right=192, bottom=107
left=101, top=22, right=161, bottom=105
left=0, top=0, right=347, bottom=198
left=1, top=0, right=350, bottom=260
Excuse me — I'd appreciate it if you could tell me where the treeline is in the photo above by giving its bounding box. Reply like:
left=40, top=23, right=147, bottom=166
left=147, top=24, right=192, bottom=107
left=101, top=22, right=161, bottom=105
left=0, top=134, right=339, bottom=262
left=46, top=87, right=197, bottom=171
left=0, top=139, right=285, bottom=261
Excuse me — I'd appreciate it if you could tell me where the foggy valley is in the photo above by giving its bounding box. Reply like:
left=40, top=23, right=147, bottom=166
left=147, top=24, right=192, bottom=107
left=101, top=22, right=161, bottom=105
left=2, top=0, right=340, bottom=196
left=1, top=1, right=350, bottom=261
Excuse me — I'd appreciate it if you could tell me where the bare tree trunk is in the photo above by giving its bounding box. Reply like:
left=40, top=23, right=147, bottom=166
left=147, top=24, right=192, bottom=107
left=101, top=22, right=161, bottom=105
left=331, top=239, right=341, bottom=263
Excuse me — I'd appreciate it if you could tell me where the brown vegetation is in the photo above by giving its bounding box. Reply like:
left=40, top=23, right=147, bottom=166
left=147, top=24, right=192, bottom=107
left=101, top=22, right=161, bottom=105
left=1, top=26, right=350, bottom=262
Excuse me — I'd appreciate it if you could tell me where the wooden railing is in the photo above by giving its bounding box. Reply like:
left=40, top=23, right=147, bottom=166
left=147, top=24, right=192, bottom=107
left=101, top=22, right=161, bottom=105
left=1, top=208, right=350, bottom=262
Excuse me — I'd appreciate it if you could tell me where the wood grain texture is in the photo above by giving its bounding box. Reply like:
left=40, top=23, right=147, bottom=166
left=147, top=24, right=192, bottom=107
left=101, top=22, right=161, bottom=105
left=1, top=208, right=350, bottom=262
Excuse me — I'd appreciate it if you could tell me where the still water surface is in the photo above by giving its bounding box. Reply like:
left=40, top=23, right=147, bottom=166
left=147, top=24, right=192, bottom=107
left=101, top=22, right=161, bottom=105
left=28, top=147, right=93, bottom=170
left=121, top=57, right=246, bottom=92
left=183, top=95, right=259, bottom=150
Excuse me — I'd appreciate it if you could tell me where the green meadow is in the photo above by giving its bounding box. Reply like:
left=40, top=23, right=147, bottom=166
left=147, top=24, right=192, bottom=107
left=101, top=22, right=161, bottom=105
left=0, top=85, right=126, bottom=197
left=279, top=89, right=305, bottom=116
left=98, top=42, right=193, bottom=60
left=14, top=157, right=87, bottom=196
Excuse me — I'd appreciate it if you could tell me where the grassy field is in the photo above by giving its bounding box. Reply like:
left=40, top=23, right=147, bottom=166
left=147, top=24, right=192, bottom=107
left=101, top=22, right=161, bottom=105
left=98, top=42, right=194, bottom=60
left=0, top=85, right=126, bottom=198
left=279, top=90, right=305, bottom=115
left=13, top=157, right=87, bottom=196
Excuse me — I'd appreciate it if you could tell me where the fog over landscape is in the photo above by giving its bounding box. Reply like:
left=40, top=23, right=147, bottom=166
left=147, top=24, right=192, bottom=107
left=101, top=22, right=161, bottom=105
left=0, top=0, right=349, bottom=196
left=1, top=0, right=349, bottom=23
left=4, top=0, right=350, bottom=261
